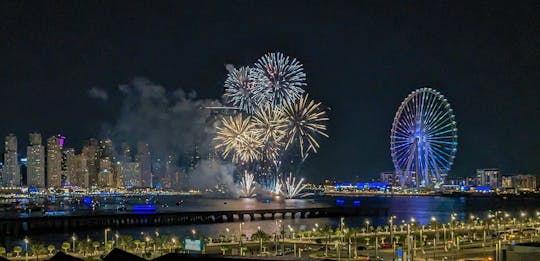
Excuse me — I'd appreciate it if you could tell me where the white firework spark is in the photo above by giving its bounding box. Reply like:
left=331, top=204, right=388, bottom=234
left=251, top=52, right=306, bottom=109
left=282, top=173, right=312, bottom=199
left=239, top=171, right=257, bottom=198
left=273, top=178, right=282, bottom=196
left=224, top=66, right=257, bottom=113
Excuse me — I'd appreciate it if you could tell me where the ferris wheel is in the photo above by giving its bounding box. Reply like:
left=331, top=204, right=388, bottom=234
left=390, top=88, right=458, bottom=188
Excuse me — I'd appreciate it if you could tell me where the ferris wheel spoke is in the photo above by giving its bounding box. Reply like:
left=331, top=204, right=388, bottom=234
left=426, top=135, right=456, bottom=140
left=427, top=121, right=455, bottom=137
left=429, top=145, right=453, bottom=161
left=428, top=147, right=450, bottom=172
left=423, top=94, right=444, bottom=127
left=426, top=110, right=451, bottom=133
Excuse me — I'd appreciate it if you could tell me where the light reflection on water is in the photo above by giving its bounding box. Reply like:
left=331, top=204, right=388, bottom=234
left=3, top=195, right=540, bottom=249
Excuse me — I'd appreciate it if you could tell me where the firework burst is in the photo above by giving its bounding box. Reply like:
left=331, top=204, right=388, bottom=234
left=252, top=105, right=288, bottom=161
left=282, top=173, right=312, bottom=199
left=251, top=52, right=306, bottom=109
left=224, top=66, right=258, bottom=113
left=214, top=114, right=261, bottom=163
left=283, top=94, right=329, bottom=158
left=239, top=171, right=257, bottom=198
left=233, top=129, right=263, bottom=163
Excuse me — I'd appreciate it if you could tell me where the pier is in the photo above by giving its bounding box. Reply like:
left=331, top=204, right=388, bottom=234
left=0, top=206, right=388, bottom=236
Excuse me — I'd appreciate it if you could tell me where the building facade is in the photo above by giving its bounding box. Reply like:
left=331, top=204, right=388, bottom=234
left=46, top=136, right=63, bottom=187
left=3, top=134, right=20, bottom=187
left=476, top=168, right=500, bottom=188
left=27, top=133, right=45, bottom=187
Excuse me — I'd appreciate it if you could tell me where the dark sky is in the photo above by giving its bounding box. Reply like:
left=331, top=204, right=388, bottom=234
left=1, top=1, right=539, bottom=182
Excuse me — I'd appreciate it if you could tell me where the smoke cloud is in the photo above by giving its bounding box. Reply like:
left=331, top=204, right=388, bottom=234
left=104, top=77, right=236, bottom=191
left=88, top=87, right=109, bottom=100
left=190, top=159, right=237, bottom=197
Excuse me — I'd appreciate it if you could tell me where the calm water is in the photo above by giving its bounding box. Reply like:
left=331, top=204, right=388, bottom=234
left=3, top=195, right=540, bottom=249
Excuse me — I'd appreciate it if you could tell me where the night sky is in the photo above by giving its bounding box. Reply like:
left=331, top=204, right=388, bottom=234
left=1, top=1, right=539, bottom=181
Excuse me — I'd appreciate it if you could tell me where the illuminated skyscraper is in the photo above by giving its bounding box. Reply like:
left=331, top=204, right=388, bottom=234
left=82, top=139, right=99, bottom=188
left=136, top=142, right=152, bottom=188
left=74, top=154, right=89, bottom=189
left=98, top=157, right=115, bottom=187
left=46, top=136, right=63, bottom=187
left=3, top=134, right=20, bottom=187
left=62, top=148, right=76, bottom=186
left=27, top=133, right=45, bottom=187
left=120, top=162, right=141, bottom=188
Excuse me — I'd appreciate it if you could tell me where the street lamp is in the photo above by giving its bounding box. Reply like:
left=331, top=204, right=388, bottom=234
left=104, top=228, right=111, bottom=249
left=225, top=227, right=230, bottom=241
left=365, top=219, right=370, bottom=232
left=72, top=234, right=76, bottom=254
left=431, top=216, right=438, bottom=247
left=24, top=237, right=29, bottom=261
left=257, top=226, right=262, bottom=253
left=191, top=229, right=196, bottom=237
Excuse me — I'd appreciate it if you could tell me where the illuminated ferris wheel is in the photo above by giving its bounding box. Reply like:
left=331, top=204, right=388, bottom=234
left=390, top=88, right=458, bottom=188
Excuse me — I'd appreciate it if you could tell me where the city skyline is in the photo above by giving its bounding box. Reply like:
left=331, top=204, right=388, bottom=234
left=1, top=2, right=539, bottom=181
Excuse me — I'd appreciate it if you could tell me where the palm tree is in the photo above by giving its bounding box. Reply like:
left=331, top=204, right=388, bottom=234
left=220, top=246, right=229, bottom=255
left=0, top=247, right=6, bottom=258
left=364, top=237, right=371, bottom=246
left=30, top=241, right=46, bottom=261
left=133, top=240, right=141, bottom=251
left=92, top=241, right=100, bottom=254
left=118, top=235, right=133, bottom=251
left=384, top=225, right=389, bottom=233
left=61, top=242, right=70, bottom=253
left=47, top=245, right=55, bottom=255
left=380, top=236, right=386, bottom=244
left=322, top=225, right=333, bottom=256
left=13, top=246, right=22, bottom=257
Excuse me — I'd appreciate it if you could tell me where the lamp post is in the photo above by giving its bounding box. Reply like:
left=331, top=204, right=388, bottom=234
left=115, top=233, right=119, bottom=248
left=226, top=228, right=230, bottom=242
left=390, top=215, right=396, bottom=261
left=365, top=219, right=370, bottom=232
left=145, top=236, right=150, bottom=255
left=239, top=222, right=244, bottom=248
left=104, top=228, right=111, bottom=250
left=431, top=216, right=438, bottom=247
left=258, top=226, right=262, bottom=254
left=72, top=234, right=76, bottom=254
left=24, top=237, right=29, bottom=261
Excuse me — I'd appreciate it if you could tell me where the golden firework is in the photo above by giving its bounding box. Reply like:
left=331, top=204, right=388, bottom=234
left=283, top=94, right=329, bottom=158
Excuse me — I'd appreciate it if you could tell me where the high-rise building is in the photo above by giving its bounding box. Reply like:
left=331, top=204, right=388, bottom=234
left=98, top=157, right=115, bottom=188
left=476, top=168, right=500, bottom=188
left=380, top=171, right=397, bottom=185
left=3, top=134, right=20, bottom=187
left=74, top=154, right=89, bottom=189
left=62, top=148, right=76, bottom=186
left=136, top=142, right=152, bottom=188
left=511, top=174, right=537, bottom=191
left=82, top=139, right=99, bottom=188
left=120, top=162, right=141, bottom=188
left=120, top=143, right=131, bottom=162
left=27, top=133, right=45, bottom=187
left=501, top=176, right=513, bottom=188
left=46, top=136, right=63, bottom=187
